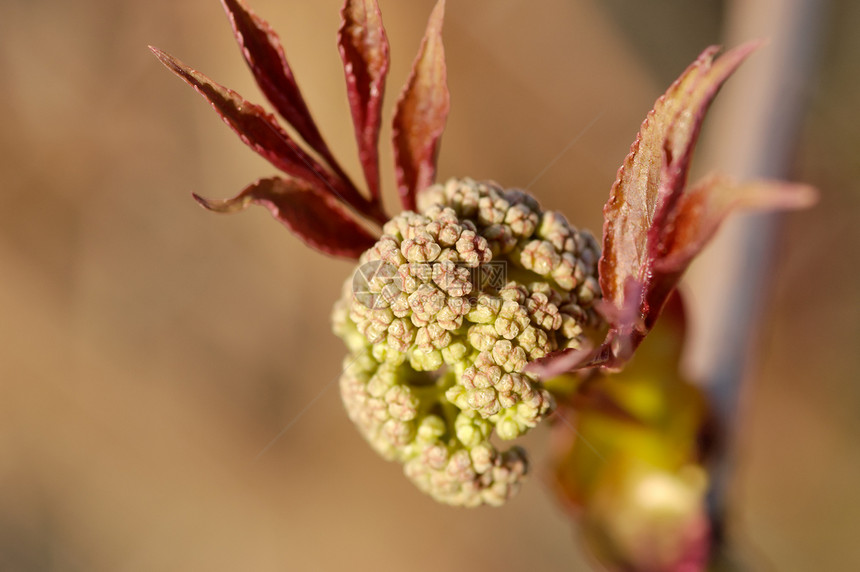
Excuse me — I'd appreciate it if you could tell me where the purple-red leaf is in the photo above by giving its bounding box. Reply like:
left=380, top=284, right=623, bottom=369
left=339, top=0, right=390, bottom=201
left=220, top=0, right=333, bottom=162
left=599, top=43, right=759, bottom=316
left=392, top=0, right=450, bottom=212
left=193, top=177, right=377, bottom=259
left=149, top=46, right=363, bottom=212
left=657, top=175, right=817, bottom=271
left=538, top=42, right=819, bottom=375
left=643, top=174, right=817, bottom=318
left=526, top=344, right=595, bottom=380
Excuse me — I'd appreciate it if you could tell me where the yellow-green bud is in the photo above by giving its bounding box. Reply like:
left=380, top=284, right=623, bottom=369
left=333, top=178, right=603, bottom=506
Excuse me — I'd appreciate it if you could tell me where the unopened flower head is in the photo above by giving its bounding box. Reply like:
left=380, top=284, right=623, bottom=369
left=333, top=178, right=602, bottom=506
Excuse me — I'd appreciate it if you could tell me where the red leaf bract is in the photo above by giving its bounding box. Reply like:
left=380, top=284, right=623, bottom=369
left=193, top=177, right=378, bottom=259
left=221, top=0, right=333, bottom=162
left=599, top=43, right=759, bottom=317
left=339, top=0, right=390, bottom=201
left=391, top=0, right=450, bottom=212
left=150, top=46, right=362, bottom=212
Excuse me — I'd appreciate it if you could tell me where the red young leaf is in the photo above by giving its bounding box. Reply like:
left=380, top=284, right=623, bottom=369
left=533, top=43, right=819, bottom=376
left=657, top=175, right=817, bottom=270
left=193, top=177, right=378, bottom=259
left=599, top=43, right=759, bottom=315
left=526, top=344, right=595, bottom=380
left=339, top=0, right=390, bottom=201
left=391, top=0, right=450, bottom=212
left=149, top=47, right=366, bottom=214
left=643, top=174, right=817, bottom=319
left=220, top=0, right=334, bottom=163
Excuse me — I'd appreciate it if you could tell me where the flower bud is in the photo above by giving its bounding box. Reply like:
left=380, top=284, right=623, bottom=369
left=334, top=178, right=602, bottom=505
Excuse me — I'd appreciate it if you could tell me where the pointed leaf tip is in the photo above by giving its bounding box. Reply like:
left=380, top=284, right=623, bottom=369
left=587, top=42, right=819, bottom=369
left=195, top=177, right=378, bottom=259
left=525, top=345, right=595, bottom=380
left=654, top=176, right=818, bottom=275
left=150, top=47, right=367, bottom=211
left=192, top=192, right=251, bottom=214
left=599, top=43, right=759, bottom=316
left=339, top=0, right=390, bottom=200
left=392, top=0, right=450, bottom=212
left=220, top=0, right=333, bottom=162
left=149, top=45, right=179, bottom=70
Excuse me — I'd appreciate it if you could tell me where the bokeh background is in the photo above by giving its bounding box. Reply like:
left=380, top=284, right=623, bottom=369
left=1, top=0, right=858, bottom=570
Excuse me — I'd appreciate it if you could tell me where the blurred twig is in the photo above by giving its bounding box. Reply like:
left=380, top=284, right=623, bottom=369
left=683, top=0, right=826, bottom=565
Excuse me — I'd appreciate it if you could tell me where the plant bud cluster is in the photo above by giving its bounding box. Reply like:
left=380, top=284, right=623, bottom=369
left=333, top=178, right=601, bottom=505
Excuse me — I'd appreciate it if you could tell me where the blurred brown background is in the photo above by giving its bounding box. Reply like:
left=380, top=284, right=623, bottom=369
left=1, top=0, right=858, bottom=570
